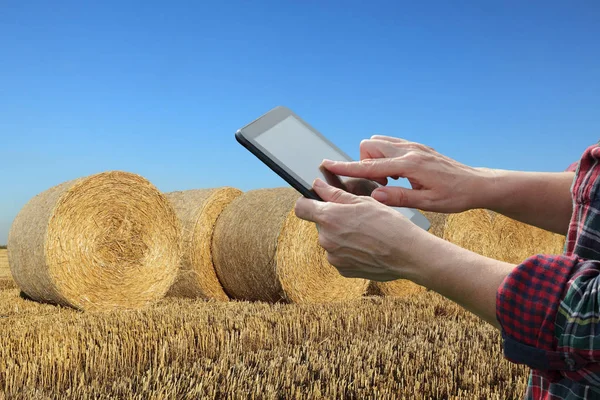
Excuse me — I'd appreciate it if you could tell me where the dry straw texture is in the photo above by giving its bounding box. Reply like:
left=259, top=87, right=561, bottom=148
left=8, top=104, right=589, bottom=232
left=421, top=210, right=450, bottom=239
left=489, top=213, right=566, bottom=263
left=7, top=171, right=181, bottom=311
left=443, top=209, right=566, bottom=262
left=212, top=187, right=369, bottom=303
left=367, top=211, right=448, bottom=297
left=0, top=248, right=9, bottom=278
left=0, top=249, right=15, bottom=290
left=443, top=209, right=496, bottom=257
left=367, top=279, right=426, bottom=297
left=0, top=287, right=529, bottom=399
left=165, top=187, right=242, bottom=300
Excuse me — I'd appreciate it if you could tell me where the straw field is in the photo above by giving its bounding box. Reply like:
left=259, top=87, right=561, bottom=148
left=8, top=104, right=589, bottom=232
left=0, top=285, right=529, bottom=399
left=2, top=173, right=563, bottom=399
left=0, top=249, right=8, bottom=277
left=0, top=249, right=15, bottom=290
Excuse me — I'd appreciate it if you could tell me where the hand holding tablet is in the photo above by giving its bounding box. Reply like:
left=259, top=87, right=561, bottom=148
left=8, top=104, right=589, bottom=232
left=235, top=106, right=430, bottom=231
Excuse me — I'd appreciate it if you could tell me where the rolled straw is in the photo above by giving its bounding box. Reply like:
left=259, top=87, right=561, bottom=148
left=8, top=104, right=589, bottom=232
left=165, top=188, right=243, bottom=300
left=212, top=187, right=369, bottom=303
left=8, top=171, right=181, bottom=311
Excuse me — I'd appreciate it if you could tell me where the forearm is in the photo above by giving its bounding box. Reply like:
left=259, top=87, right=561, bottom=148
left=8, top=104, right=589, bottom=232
left=475, top=169, right=574, bottom=235
left=406, top=234, right=515, bottom=329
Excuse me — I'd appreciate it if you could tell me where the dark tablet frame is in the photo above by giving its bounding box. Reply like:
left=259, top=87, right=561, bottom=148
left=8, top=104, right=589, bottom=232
left=235, top=105, right=354, bottom=201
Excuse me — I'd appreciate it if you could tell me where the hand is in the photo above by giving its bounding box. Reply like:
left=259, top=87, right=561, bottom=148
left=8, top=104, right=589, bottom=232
left=320, top=135, right=493, bottom=213
left=319, top=165, right=379, bottom=196
left=343, top=178, right=380, bottom=197
left=294, top=178, right=433, bottom=282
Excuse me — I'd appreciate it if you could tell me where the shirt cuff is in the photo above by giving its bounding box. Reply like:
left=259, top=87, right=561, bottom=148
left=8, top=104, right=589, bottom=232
left=496, top=254, right=580, bottom=377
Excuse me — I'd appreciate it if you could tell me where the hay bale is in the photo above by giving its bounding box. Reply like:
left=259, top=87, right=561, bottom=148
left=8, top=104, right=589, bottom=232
left=164, top=187, right=242, bottom=300
left=366, top=279, right=426, bottom=297
left=443, top=209, right=496, bottom=257
left=489, top=213, right=566, bottom=264
left=421, top=211, right=450, bottom=239
left=212, top=187, right=369, bottom=303
left=443, top=210, right=566, bottom=263
left=7, top=171, right=181, bottom=311
left=367, top=211, right=447, bottom=297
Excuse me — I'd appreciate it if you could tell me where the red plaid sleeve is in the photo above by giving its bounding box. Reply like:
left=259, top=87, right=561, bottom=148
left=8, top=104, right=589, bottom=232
left=496, top=254, right=585, bottom=381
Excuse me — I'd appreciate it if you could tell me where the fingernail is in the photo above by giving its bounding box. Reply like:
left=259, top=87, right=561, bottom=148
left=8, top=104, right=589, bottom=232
left=313, top=178, right=326, bottom=187
left=322, top=159, right=334, bottom=165
left=372, top=190, right=388, bottom=202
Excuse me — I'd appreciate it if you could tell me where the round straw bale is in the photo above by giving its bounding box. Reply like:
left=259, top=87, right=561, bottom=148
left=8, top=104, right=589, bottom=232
left=489, top=213, right=566, bottom=264
left=367, top=210, right=447, bottom=297
left=421, top=211, right=450, bottom=239
left=212, top=187, right=369, bottom=303
left=366, top=279, right=426, bottom=297
left=7, top=171, right=181, bottom=311
left=164, top=187, right=242, bottom=301
left=442, top=209, right=496, bottom=257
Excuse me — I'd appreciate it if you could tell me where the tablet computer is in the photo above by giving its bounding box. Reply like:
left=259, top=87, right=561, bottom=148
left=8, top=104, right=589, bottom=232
left=235, top=106, right=430, bottom=231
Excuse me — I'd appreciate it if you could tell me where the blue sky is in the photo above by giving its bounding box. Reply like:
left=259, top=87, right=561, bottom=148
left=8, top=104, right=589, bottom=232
left=1, top=1, right=599, bottom=244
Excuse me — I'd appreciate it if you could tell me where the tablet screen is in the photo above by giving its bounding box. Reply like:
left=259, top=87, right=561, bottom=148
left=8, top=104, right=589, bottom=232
left=254, top=115, right=352, bottom=189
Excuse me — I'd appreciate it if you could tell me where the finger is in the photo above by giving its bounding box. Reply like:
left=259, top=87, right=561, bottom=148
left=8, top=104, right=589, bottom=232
left=371, top=186, right=430, bottom=209
left=336, top=268, right=368, bottom=279
left=321, top=158, right=407, bottom=180
left=360, top=139, right=433, bottom=164
left=370, top=135, right=410, bottom=143
left=312, top=178, right=357, bottom=204
left=360, top=139, right=399, bottom=161
left=344, top=178, right=382, bottom=196
left=294, top=196, right=324, bottom=223
left=360, top=139, right=386, bottom=161
left=319, top=164, right=347, bottom=189
left=370, top=136, right=436, bottom=153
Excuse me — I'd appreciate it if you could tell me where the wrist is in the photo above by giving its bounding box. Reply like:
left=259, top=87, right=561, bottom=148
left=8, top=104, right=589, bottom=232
left=469, top=167, right=500, bottom=210
left=404, top=233, right=461, bottom=285
left=397, top=229, right=450, bottom=284
left=405, top=233, right=514, bottom=328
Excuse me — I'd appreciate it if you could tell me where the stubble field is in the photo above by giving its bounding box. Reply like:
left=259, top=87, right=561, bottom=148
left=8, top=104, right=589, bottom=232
left=0, top=249, right=14, bottom=290
left=0, top=249, right=9, bottom=275
left=0, top=246, right=528, bottom=400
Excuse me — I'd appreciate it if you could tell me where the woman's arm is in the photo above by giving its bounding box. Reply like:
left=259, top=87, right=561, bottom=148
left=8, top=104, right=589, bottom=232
left=406, top=233, right=515, bottom=330
left=320, top=136, right=575, bottom=234
left=477, top=169, right=575, bottom=235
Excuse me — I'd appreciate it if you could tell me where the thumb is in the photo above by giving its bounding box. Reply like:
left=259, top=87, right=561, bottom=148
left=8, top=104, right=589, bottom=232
left=313, top=178, right=357, bottom=204
left=371, top=186, right=428, bottom=208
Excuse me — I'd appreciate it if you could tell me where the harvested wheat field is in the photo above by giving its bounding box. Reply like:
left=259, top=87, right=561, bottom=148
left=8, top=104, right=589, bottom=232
left=0, top=249, right=8, bottom=277
left=0, top=285, right=528, bottom=399
left=0, top=249, right=15, bottom=290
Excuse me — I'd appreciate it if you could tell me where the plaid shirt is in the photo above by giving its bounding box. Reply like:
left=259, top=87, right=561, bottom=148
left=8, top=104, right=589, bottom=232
left=496, top=142, right=600, bottom=399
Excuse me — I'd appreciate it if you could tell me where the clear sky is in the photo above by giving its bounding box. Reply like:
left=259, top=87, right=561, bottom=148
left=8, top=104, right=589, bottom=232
left=1, top=1, right=599, bottom=245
